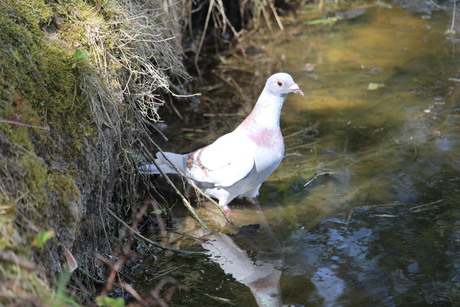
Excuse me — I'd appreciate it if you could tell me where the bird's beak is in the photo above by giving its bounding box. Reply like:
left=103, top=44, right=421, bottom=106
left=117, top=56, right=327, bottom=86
left=289, top=83, right=304, bottom=96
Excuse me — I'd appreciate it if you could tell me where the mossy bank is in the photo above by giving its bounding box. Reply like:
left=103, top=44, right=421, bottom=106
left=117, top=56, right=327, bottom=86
left=0, top=0, right=189, bottom=304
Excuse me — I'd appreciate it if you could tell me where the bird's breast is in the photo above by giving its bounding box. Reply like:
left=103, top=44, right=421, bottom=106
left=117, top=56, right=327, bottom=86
left=249, top=128, right=284, bottom=173
left=248, top=128, right=283, bottom=148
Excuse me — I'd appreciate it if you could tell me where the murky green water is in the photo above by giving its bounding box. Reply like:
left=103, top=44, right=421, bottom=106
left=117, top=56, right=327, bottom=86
left=149, top=5, right=460, bottom=306
left=261, top=6, right=460, bottom=306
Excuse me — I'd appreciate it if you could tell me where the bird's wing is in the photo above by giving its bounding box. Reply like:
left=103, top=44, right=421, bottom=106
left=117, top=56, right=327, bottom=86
left=186, top=132, right=255, bottom=187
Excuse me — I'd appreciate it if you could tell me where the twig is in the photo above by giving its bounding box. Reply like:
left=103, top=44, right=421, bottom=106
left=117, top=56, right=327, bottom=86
left=268, top=0, right=284, bottom=30
left=409, top=199, right=444, bottom=213
left=260, top=0, right=274, bottom=34
left=146, top=198, right=168, bottom=243
left=98, top=252, right=127, bottom=297
left=345, top=208, right=354, bottom=226
left=304, top=170, right=336, bottom=186
left=203, top=113, right=244, bottom=117
left=0, top=119, right=49, bottom=130
left=150, top=277, right=189, bottom=306
left=195, top=0, right=215, bottom=79
left=120, top=282, right=148, bottom=306
left=345, top=202, right=406, bottom=226
left=107, top=209, right=204, bottom=256
left=211, top=71, right=245, bottom=98
left=143, top=136, right=233, bottom=225
left=141, top=138, right=207, bottom=226
left=148, top=121, right=169, bottom=141
left=168, top=80, right=202, bottom=104
left=0, top=251, right=37, bottom=270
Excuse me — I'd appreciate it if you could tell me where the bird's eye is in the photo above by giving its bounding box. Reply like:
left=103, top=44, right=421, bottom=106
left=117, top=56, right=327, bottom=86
left=277, top=81, right=283, bottom=87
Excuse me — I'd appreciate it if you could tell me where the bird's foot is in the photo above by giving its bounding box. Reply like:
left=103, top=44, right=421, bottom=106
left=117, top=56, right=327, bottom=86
left=224, top=208, right=245, bottom=218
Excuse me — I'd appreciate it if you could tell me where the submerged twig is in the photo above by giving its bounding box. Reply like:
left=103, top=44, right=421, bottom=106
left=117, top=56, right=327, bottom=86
left=304, top=170, right=336, bottom=187
left=147, top=198, right=168, bottom=243
left=409, top=199, right=445, bottom=213
left=345, top=202, right=406, bottom=226
left=107, top=209, right=204, bottom=256
left=344, top=200, right=445, bottom=226
left=450, top=0, right=456, bottom=34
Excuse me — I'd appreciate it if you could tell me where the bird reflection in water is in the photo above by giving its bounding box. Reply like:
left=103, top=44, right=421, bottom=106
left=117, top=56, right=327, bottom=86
left=200, top=200, right=284, bottom=307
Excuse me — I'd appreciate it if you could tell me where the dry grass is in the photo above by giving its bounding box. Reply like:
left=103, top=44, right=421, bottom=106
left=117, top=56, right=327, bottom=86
left=68, top=1, right=199, bottom=302
left=82, top=0, right=190, bottom=122
left=191, top=0, right=284, bottom=77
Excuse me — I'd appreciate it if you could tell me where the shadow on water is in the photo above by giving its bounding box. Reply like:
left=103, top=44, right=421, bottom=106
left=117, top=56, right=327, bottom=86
left=139, top=4, right=460, bottom=306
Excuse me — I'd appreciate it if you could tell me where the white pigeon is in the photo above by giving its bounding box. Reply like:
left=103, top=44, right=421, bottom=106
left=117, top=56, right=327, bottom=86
left=140, top=72, right=304, bottom=211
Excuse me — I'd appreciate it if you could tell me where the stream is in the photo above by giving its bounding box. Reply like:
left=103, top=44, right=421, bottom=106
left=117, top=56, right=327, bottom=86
left=140, top=4, right=460, bottom=306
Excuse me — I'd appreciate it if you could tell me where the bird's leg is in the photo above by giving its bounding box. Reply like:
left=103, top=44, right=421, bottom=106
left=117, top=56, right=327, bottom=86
left=245, top=197, right=262, bottom=213
left=225, top=206, right=244, bottom=218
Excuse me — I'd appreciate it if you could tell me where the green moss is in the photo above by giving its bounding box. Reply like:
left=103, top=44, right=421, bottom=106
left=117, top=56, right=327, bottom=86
left=3, top=0, right=53, bottom=31
left=1, top=0, right=183, bottom=303
left=0, top=1, right=91, bottom=122
left=48, top=172, right=81, bottom=208
left=0, top=213, right=18, bottom=250
left=0, top=263, right=55, bottom=305
left=0, top=0, right=98, bottom=169
left=18, top=155, right=48, bottom=208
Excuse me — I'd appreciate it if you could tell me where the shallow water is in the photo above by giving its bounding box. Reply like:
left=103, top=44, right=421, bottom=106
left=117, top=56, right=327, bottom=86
left=150, top=5, right=460, bottom=306
left=261, top=5, right=460, bottom=306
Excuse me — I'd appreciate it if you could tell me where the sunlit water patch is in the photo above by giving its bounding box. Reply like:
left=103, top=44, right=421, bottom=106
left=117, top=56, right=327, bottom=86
left=257, top=5, right=460, bottom=306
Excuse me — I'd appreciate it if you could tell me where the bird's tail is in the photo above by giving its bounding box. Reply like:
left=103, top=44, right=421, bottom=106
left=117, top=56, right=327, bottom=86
left=139, top=152, right=186, bottom=174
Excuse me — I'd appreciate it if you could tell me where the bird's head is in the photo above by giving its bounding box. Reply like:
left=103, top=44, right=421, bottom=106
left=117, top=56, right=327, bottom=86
left=265, top=72, right=304, bottom=97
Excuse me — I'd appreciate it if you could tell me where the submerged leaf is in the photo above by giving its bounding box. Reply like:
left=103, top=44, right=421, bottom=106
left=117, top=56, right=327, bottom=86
left=367, top=82, right=384, bottom=90
left=307, top=17, right=340, bottom=25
